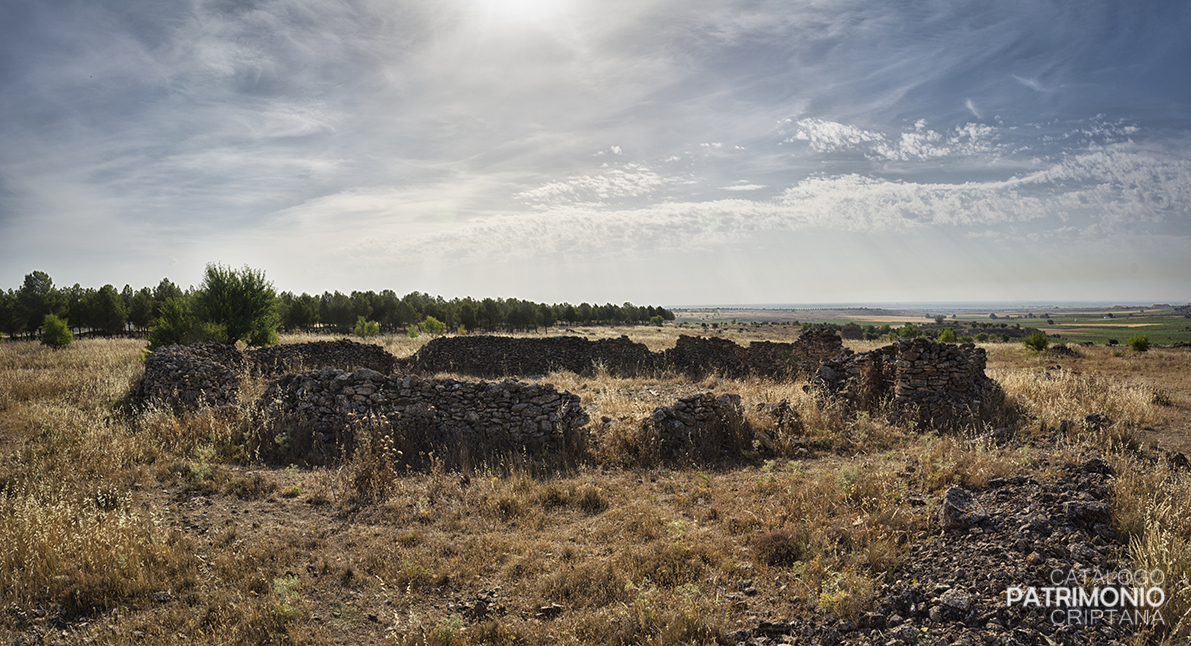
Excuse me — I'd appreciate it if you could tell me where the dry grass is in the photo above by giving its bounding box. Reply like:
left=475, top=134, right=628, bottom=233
left=992, top=368, right=1161, bottom=430
left=0, top=332, right=1186, bottom=643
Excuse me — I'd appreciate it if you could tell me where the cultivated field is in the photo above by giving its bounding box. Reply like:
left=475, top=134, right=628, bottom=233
left=1, top=327, right=1190, bottom=645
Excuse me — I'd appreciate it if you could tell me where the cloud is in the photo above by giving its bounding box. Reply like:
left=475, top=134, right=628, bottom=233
left=788, top=118, right=885, bottom=152
left=330, top=140, right=1190, bottom=271
left=720, top=183, right=765, bottom=191
left=514, top=164, right=672, bottom=204
left=1012, top=75, right=1047, bottom=92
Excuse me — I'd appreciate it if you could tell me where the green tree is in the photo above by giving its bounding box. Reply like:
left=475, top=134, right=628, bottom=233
left=40, top=314, right=72, bottom=348
left=147, top=297, right=195, bottom=350
left=0, top=289, right=20, bottom=339
left=1128, top=335, right=1150, bottom=352
left=17, top=270, right=64, bottom=338
left=194, top=264, right=279, bottom=346
left=899, top=324, right=921, bottom=338
left=280, top=292, right=319, bottom=332
left=91, top=284, right=127, bottom=336
left=354, top=316, right=380, bottom=338
left=128, top=288, right=154, bottom=332
left=937, top=327, right=957, bottom=343
left=152, top=278, right=183, bottom=316
left=459, top=301, right=478, bottom=332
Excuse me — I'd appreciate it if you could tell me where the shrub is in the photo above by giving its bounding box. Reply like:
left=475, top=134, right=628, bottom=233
left=354, top=316, right=379, bottom=338
left=1128, top=335, right=1150, bottom=352
left=420, top=316, right=445, bottom=336
left=936, top=327, right=957, bottom=343
left=975, top=332, right=989, bottom=342
left=1107, top=339, right=1119, bottom=346
left=193, top=263, right=279, bottom=346
left=40, top=314, right=72, bottom=348
left=899, top=324, right=921, bottom=339
left=1022, top=331, right=1049, bottom=352
left=406, top=324, right=420, bottom=338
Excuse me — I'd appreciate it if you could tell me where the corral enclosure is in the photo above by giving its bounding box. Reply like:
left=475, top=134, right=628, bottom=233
left=130, top=330, right=1005, bottom=468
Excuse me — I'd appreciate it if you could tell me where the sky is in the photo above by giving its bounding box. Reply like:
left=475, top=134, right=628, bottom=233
left=2, top=0, right=1189, bottom=306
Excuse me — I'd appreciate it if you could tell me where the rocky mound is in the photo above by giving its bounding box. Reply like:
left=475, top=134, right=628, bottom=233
left=727, top=458, right=1152, bottom=645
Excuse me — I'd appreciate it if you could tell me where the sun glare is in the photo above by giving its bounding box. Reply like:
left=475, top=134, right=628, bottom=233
left=474, top=0, right=568, bottom=24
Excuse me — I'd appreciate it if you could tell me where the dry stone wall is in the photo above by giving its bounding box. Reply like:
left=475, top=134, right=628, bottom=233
left=259, top=370, right=589, bottom=467
left=397, top=335, right=656, bottom=377
left=248, top=339, right=396, bottom=377
left=814, top=337, right=1001, bottom=430
left=129, top=330, right=1006, bottom=470
left=643, top=393, right=750, bottom=463
left=400, top=328, right=849, bottom=380
left=128, top=343, right=241, bottom=411
left=129, top=340, right=399, bottom=411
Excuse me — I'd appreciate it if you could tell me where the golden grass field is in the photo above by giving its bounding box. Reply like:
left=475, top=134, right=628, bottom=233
left=1, top=329, right=1190, bottom=644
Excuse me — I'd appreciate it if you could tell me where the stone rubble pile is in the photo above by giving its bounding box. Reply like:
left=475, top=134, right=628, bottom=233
left=725, top=457, right=1146, bottom=646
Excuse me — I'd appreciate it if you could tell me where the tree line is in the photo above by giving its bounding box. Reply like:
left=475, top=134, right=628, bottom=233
left=0, top=266, right=675, bottom=347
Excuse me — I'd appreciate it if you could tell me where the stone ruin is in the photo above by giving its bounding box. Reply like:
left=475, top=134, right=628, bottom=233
left=396, top=334, right=655, bottom=378
left=813, top=337, right=1003, bottom=430
left=397, top=328, right=848, bottom=380
left=129, top=343, right=242, bottom=411
left=127, top=330, right=1007, bottom=466
left=128, top=339, right=398, bottom=412
left=259, top=369, right=589, bottom=469
left=640, top=393, right=751, bottom=463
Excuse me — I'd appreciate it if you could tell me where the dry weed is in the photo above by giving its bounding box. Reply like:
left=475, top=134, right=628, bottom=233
left=992, top=367, right=1160, bottom=429
left=0, top=483, right=197, bottom=615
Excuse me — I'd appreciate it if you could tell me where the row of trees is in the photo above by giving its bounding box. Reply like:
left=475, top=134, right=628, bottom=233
left=0, top=270, right=184, bottom=340
left=281, top=290, right=674, bottom=335
left=0, top=267, right=675, bottom=347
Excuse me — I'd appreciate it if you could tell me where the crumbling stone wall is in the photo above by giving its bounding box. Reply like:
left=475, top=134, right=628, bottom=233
left=815, top=337, right=1001, bottom=430
left=401, top=329, right=848, bottom=380
left=643, top=393, right=750, bottom=463
left=248, top=339, right=396, bottom=377
left=129, top=340, right=399, bottom=411
left=259, top=370, right=589, bottom=467
left=128, top=343, right=241, bottom=411
left=397, top=335, right=656, bottom=377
